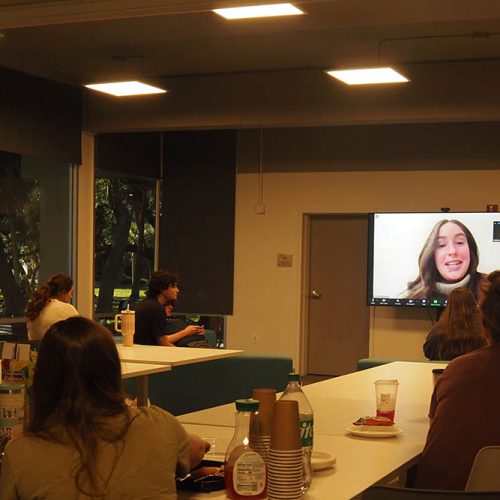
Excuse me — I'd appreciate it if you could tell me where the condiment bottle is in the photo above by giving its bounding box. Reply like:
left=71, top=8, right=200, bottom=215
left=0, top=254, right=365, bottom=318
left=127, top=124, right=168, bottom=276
left=225, top=399, right=266, bottom=499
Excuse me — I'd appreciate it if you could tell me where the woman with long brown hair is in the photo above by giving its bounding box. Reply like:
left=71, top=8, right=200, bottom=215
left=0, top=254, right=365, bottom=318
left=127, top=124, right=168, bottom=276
left=415, top=271, right=500, bottom=490
left=423, top=287, right=486, bottom=360
left=0, top=317, right=207, bottom=498
left=26, top=273, right=78, bottom=341
left=403, top=219, right=487, bottom=302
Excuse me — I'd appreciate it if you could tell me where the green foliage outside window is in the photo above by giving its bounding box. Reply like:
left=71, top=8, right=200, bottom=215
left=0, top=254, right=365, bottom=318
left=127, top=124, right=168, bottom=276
left=0, top=151, right=40, bottom=318
left=94, top=176, right=156, bottom=314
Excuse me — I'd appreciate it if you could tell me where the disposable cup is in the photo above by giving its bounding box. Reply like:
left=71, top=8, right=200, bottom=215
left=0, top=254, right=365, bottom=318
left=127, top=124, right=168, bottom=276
left=270, top=400, right=301, bottom=451
left=432, top=368, right=445, bottom=386
left=252, top=387, right=276, bottom=436
left=374, top=379, right=399, bottom=422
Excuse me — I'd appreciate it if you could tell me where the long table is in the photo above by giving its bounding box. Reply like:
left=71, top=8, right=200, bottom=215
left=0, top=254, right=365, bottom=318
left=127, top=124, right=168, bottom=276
left=177, top=361, right=447, bottom=499
left=117, top=344, right=244, bottom=366
left=120, top=361, right=171, bottom=406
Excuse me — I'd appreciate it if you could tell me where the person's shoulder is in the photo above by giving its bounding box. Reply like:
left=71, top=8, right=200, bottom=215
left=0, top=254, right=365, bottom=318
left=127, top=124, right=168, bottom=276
left=446, top=343, right=492, bottom=370
left=4, top=433, right=44, bottom=461
left=133, top=405, right=176, bottom=424
left=51, top=299, right=76, bottom=310
left=131, top=406, right=183, bottom=434
left=50, top=299, right=78, bottom=318
left=135, top=297, right=159, bottom=311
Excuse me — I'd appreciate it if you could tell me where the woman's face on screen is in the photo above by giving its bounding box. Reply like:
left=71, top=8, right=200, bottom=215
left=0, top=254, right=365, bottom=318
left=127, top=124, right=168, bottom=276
left=434, top=222, right=471, bottom=283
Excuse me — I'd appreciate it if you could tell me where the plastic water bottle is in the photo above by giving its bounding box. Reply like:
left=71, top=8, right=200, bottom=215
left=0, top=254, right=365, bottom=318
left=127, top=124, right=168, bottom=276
left=279, top=373, right=313, bottom=491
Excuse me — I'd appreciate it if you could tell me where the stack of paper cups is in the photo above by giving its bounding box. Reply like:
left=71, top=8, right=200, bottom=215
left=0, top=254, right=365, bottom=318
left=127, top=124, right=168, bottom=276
left=267, top=400, right=303, bottom=500
left=250, top=387, right=276, bottom=463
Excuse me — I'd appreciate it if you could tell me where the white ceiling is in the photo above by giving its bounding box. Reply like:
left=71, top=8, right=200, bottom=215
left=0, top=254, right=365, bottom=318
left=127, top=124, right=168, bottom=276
left=1, top=0, right=500, bottom=87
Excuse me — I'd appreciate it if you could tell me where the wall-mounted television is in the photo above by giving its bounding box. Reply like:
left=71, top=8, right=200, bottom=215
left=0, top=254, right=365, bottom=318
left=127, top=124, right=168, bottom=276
left=368, top=212, right=500, bottom=307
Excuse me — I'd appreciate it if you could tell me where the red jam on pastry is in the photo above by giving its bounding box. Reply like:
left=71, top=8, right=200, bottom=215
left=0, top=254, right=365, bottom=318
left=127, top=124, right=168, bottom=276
left=353, top=416, right=394, bottom=426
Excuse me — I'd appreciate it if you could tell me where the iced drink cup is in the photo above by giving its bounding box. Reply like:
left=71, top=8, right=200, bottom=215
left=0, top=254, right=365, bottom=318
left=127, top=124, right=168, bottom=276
left=432, top=368, right=445, bottom=386
left=374, top=379, right=399, bottom=423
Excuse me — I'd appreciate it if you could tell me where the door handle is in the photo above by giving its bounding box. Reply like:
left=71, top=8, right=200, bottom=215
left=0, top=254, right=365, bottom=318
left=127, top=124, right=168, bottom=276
left=311, top=290, right=322, bottom=299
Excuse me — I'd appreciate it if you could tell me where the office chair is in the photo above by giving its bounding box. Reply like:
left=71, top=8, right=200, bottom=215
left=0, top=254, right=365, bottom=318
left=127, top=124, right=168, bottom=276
left=466, top=446, right=500, bottom=492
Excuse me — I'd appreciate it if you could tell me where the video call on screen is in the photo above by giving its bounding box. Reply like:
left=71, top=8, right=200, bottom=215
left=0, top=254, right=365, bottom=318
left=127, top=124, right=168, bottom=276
left=368, top=213, right=500, bottom=307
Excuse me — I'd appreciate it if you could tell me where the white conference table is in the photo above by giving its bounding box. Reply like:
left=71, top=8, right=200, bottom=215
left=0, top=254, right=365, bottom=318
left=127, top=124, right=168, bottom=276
left=177, top=361, right=448, bottom=499
left=120, top=361, right=171, bottom=406
left=117, top=344, right=244, bottom=366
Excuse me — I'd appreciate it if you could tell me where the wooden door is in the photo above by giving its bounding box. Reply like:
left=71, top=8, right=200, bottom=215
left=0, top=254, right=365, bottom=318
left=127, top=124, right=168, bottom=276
left=306, top=215, right=370, bottom=375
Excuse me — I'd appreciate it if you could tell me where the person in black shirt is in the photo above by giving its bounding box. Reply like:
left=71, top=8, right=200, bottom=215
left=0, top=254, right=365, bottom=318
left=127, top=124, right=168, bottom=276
left=164, top=303, right=211, bottom=347
left=134, top=270, right=204, bottom=346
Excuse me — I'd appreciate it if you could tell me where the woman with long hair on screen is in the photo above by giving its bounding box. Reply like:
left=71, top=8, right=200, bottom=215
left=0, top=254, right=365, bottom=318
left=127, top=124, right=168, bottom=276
left=26, top=273, right=78, bottom=341
left=403, top=219, right=487, bottom=301
left=414, top=272, right=500, bottom=490
left=0, top=316, right=208, bottom=498
left=423, top=287, right=486, bottom=360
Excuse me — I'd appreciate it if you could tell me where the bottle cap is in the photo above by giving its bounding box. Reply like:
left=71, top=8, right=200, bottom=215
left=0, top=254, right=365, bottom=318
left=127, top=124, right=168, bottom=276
left=288, top=373, right=300, bottom=382
left=235, top=398, right=260, bottom=412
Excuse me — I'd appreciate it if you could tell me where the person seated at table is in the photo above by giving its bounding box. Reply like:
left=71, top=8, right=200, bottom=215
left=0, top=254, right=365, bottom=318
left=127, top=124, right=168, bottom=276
left=26, top=272, right=79, bottom=341
left=165, top=302, right=212, bottom=348
left=423, top=287, right=486, bottom=360
left=414, top=271, right=500, bottom=491
left=479, top=269, right=500, bottom=305
left=134, top=270, right=206, bottom=347
left=0, top=316, right=208, bottom=499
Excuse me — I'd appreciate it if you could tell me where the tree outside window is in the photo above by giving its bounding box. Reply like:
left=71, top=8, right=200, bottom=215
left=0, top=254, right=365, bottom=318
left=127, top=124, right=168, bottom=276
left=94, top=175, right=156, bottom=315
left=0, top=150, right=73, bottom=338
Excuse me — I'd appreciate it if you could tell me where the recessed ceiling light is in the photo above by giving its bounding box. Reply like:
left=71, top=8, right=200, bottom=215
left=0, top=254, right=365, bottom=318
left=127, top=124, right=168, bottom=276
left=326, top=67, right=409, bottom=85
left=213, top=3, right=303, bottom=20
left=84, top=81, right=167, bottom=96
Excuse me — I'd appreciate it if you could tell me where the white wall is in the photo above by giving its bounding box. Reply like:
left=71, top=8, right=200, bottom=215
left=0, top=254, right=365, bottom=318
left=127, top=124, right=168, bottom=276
left=226, top=169, right=500, bottom=370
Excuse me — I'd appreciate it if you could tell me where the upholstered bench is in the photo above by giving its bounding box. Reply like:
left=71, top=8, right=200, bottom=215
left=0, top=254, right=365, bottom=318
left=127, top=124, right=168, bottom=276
left=124, top=354, right=293, bottom=416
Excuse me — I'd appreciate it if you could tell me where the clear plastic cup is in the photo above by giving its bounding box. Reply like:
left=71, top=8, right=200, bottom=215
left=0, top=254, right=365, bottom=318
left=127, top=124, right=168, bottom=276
left=374, top=379, right=399, bottom=423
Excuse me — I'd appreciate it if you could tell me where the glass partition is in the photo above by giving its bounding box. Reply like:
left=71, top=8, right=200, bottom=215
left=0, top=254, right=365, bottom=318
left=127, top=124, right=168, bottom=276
left=0, top=150, right=74, bottom=338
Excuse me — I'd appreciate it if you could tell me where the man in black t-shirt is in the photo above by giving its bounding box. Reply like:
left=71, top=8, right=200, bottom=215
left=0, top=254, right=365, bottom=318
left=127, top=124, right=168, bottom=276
left=134, top=270, right=206, bottom=346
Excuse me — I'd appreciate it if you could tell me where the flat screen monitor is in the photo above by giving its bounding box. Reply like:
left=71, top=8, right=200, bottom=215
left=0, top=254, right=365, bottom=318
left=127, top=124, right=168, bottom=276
left=368, top=212, right=500, bottom=307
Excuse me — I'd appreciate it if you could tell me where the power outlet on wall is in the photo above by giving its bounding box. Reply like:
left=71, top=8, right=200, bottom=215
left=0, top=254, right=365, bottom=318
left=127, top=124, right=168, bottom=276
left=252, top=334, right=258, bottom=344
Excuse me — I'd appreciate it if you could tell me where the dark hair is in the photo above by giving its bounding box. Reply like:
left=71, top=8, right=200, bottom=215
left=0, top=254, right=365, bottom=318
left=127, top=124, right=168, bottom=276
left=435, top=287, right=486, bottom=359
left=482, top=272, right=500, bottom=343
left=146, top=269, right=178, bottom=298
left=406, top=220, right=481, bottom=300
left=28, top=317, right=131, bottom=496
left=26, top=273, right=73, bottom=321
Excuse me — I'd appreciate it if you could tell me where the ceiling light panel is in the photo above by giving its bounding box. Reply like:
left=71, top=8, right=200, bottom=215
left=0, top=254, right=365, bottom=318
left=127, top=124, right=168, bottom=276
left=213, top=3, right=304, bottom=20
left=84, top=81, right=166, bottom=96
left=326, top=67, right=409, bottom=85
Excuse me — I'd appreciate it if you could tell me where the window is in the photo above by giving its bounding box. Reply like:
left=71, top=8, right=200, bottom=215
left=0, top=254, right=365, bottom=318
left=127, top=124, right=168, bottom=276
left=94, top=175, right=157, bottom=317
left=0, top=150, right=74, bottom=338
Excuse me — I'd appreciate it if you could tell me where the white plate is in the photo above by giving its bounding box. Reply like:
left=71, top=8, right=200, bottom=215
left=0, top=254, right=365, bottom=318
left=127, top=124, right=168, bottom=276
left=345, top=425, right=403, bottom=438
left=311, top=451, right=336, bottom=471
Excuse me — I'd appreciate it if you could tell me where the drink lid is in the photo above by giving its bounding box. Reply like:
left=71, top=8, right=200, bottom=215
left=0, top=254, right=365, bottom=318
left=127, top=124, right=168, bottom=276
left=235, top=398, right=260, bottom=412
left=288, top=373, right=300, bottom=382
left=374, top=379, right=399, bottom=385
